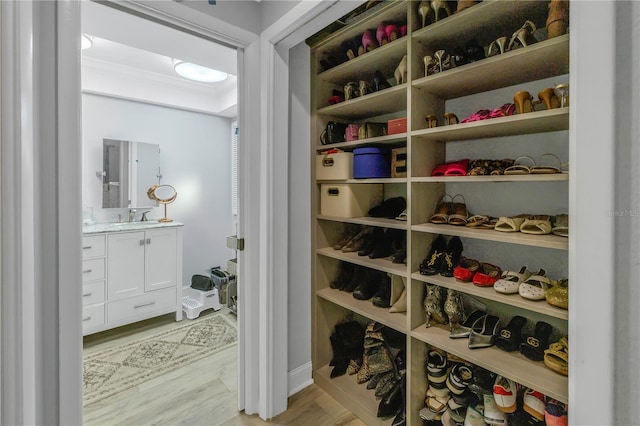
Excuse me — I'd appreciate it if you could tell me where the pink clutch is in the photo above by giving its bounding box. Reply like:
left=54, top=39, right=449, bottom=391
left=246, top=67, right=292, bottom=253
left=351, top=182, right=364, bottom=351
left=345, top=124, right=360, bottom=142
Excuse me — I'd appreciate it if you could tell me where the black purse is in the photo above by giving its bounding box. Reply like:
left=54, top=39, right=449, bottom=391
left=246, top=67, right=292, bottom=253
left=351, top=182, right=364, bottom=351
left=320, top=121, right=347, bottom=145
left=191, top=274, right=215, bottom=291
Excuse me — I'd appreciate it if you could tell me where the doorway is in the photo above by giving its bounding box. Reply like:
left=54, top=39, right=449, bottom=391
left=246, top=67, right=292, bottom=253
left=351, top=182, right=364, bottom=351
left=80, top=2, right=241, bottom=423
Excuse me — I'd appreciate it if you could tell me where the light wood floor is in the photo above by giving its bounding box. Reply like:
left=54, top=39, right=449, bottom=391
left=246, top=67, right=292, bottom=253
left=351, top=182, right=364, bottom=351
left=83, top=309, right=363, bottom=426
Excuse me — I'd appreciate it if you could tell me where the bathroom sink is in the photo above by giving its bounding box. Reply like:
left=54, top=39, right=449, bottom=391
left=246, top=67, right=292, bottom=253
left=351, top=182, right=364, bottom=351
left=106, top=221, right=159, bottom=229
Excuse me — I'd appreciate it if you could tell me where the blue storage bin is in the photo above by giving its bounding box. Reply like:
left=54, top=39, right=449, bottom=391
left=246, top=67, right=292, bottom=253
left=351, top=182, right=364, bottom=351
left=353, top=147, right=391, bottom=179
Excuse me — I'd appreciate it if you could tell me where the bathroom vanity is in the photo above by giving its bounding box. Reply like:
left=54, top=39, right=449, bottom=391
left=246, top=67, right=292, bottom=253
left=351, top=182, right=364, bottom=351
left=82, top=221, right=183, bottom=335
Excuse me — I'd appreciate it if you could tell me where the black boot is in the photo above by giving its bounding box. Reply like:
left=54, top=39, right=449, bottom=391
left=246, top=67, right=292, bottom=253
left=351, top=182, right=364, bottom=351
left=329, top=333, right=349, bottom=378
left=342, top=265, right=364, bottom=293
left=330, top=262, right=354, bottom=290
left=369, top=229, right=393, bottom=259
left=358, top=227, right=383, bottom=256
left=372, top=273, right=392, bottom=308
left=353, top=269, right=385, bottom=300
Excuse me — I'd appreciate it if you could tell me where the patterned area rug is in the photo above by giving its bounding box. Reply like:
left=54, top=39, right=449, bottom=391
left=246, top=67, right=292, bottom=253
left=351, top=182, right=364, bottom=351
left=83, top=314, right=237, bottom=406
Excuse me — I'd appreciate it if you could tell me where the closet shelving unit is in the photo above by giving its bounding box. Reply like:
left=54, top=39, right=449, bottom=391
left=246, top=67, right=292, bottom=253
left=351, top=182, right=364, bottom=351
left=309, top=1, right=569, bottom=425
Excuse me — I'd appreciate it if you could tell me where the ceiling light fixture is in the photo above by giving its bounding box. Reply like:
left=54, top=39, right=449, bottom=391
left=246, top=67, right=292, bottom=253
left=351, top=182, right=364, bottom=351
left=81, top=34, right=93, bottom=50
left=173, top=59, right=228, bottom=83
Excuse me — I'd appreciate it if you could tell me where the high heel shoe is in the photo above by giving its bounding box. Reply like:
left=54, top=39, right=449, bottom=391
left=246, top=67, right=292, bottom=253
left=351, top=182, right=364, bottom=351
left=487, top=36, right=509, bottom=56
left=418, top=0, right=434, bottom=28
left=425, top=114, right=439, bottom=128
left=468, top=314, right=500, bottom=349
left=344, top=81, right=359, bottom=101
left=385, top=23, right=399, bottom=43
left=456, top=0, right=478, bottom=13
left=513, top=90, right=534, bottom=114
left=444, top=112, right=459, bottom=125
left=450, top=309, right=485, bottom=338
left=393, top=55, right=407, bottom=85
left=537, top=88, right=561, bottom=110
left=373, top=70, right=391, bottom=91
left=362, top=30, right=379, bottom=53
left=444, top=288, right=465, bottom=327
left=423, top=55, right=437, bottom=77
left=431, top=0, right=452, bottom=21
left=376, top=22, right=389, bottom=46
left=341, top=38, right=359, bottom=61
left=358, top=80, right=374, bottom=97
left=433, top=49, right=451, bottom=74
left=508, top=20, right=538, bottom=51
left=424, top=284, right=448, bottom=327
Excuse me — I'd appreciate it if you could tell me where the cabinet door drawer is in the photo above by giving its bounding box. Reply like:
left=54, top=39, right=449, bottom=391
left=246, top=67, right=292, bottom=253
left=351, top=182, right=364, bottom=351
left=82, top=235, right=105, bottom=259
left=82, top=258, right=105, bottom=283
left=82, top=304, right=105, bottom=331
left=107, top=288, right=176, bottom=324
left=82, top=281, right=105, bottom=306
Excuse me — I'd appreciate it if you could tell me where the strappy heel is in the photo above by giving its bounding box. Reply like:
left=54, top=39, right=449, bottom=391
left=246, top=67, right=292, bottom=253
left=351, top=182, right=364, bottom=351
left=508, top=20, right=538, bottom=51
left=468, top=314, right=500, bottom=349
left=423, top=55, right=437, bottom=77
left=487, top=36, right=509, bottom=56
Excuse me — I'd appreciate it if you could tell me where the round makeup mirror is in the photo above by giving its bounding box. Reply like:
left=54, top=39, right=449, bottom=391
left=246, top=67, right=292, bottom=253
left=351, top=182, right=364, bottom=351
left=147, top=184, right=177, bottom=222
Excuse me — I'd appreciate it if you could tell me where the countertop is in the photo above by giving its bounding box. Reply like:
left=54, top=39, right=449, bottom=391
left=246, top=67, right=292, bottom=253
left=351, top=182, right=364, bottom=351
left=82, top=221, right=184, bottom=234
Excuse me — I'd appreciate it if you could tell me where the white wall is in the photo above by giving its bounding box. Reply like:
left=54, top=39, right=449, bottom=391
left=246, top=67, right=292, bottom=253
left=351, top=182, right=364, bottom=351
left=82, top=93, right=235, bottom=285
left=287, top=42, right=311, bottom=375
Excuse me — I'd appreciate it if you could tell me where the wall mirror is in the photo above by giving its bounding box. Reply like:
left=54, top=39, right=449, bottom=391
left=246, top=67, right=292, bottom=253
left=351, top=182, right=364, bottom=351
left=102, top=139, right=160, bottom=208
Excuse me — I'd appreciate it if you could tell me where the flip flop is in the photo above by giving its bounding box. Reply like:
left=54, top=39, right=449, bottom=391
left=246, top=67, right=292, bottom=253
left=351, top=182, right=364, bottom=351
left=466, top=214, right=489, bottom=228
left=504, top=156, right=535, bottom=175
left=530, top=153, right=564, bottom=174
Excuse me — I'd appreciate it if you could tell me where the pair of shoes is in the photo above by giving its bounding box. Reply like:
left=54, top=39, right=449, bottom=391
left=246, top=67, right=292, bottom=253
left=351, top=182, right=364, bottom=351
left=468, top=314, right=500, bottom=349
left=459, top=103, right=516, bottom=123
left=504, top=154, right=567, bottom=175
left=494, top=214, right=553, bottom=234
left=470, top=263, right=503, bottom=287
left=465, top=215, right=497, bottom=229
left=449, top=39, right=485, bottom=68
left=450, top=309, right=485, bottom=339
left=419, top=235, right=463, bottom=277
left=467, top=158, right=515, bottom=176
left=369, top=197, right=406, bottom=218
left=429, top=194, right=468, bottom=226
left=423, top=49, right=451, bottom=76
left=417, top=0, right=452, bottom=28
left=425, top=112, right=459, bottom=128
left=332, top=223, right=361, bottom=250
left=352, top=268, right=388, bottom=301
left=430, top=159, right=469, bottom=176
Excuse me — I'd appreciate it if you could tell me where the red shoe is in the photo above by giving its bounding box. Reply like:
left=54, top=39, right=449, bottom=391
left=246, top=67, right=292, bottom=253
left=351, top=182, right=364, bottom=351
left=400, top=24, right=407, bottom=37
left=472, top=263, right=502, bottom=287
left=453, top=257, right=480, bottom=282
left=385, top=24, right=399, bottom=42
left=327, top=95, right=344, bottom=105
left=376, top=23, right=388, bottom=46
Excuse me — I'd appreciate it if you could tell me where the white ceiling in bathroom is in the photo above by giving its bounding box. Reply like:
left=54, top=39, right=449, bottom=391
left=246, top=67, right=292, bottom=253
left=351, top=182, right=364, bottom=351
left=81, top=1, right=238, bottom=118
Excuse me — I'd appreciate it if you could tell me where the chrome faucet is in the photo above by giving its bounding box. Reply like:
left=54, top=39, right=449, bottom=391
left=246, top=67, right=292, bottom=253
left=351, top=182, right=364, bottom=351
left=140, top=211, right=150, bottom=222
left=129, top=209, right=137, bottom=222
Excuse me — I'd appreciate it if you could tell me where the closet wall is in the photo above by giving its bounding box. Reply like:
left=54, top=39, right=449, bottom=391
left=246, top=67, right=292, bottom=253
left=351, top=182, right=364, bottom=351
left=308, top=1, right=569, bottom=424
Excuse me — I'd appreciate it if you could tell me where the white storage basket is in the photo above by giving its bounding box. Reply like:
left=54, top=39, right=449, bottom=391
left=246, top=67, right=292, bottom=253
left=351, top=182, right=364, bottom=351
left=320, top=184, right=382, bottom=218
left=316, top=152, right=354, bottom=180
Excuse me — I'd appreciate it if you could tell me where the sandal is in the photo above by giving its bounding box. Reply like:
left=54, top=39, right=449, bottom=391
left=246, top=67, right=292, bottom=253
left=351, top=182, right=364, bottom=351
left=494, top=315, right=527, bottom=352
left=545, top=278, right=568, bottom=309
left=466, top=214, right=490, bottom=228
left=450, top=309, right=486, bottom=338
left=472, top=263, right=502, bottom=287
left=468, top=314, right=500, bottom=349
left=552, top=213, right=569, bottom=237
left=520, top=215, right=552, bottom=234
left=477, top=217, right=498, bottom=229
left=453, top=257, right=481, bottom=282
left=494, top=214, right=530, bottom=232
left=493, top=266, right=531, bottom=294
left=544, top=337, right=568, bottom=376
left=504, top=156, right=535, bottom=175
left=530, top=153, right=564, bottom=174
left=518, top=269, right=552, bottom=300
left=520, top=321, right=553, bottom=361
left=430, top=194, right=453, bottom=224
left=448, top=194, right=468, bottom=226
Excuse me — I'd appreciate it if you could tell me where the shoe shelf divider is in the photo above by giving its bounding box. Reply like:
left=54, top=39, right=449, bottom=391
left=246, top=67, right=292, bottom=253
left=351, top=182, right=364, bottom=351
left=411, top=223, right=569, bottom=250
left=411, top=272, right=568, bottom=321
left=410, top=324, right=568, bottom=404
left=310, top=1, right=569, bottom=425
left=317, top=215, right=408, bottom=231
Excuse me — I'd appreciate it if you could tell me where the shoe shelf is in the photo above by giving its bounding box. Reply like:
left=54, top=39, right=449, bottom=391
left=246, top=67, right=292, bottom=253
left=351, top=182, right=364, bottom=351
left=315, top=133, right=407, bottom=152
left=318, top=178, right=406, bottom=185
left=318, top=37, right=408, bottom=86
left=412, top=0, right=549, bottom=48
left=316, top=84, right=407, bottom=120
left=412, top=35, right=570, bottom=99
left=411, top=223, right=569, bottom=251
left=317, top=247, right=407, bottom=277
left=410, top=324, right=568, bottom=404
left=411, top=108, right=569, bottom=142
left=318, top=288, right=407, bottom=333
left=315, top=364, right=392, bottom=426
left=317, top=215, right=408, bottom=231
left=411, top=174, right=569, bottom=183
left=411, top=272, right=568, bottom=321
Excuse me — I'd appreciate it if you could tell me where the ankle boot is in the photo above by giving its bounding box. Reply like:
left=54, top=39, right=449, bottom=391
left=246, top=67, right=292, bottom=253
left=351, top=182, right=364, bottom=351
left=342, top=227, right=372, bottom=253
left=330, top=262, right=354, bottom=290
left=358, top=227, right=383, bottom=257
left=369, top=229, right=393, bottom=259
left=332, top=223, right=361, bottom=250
left=342, top=265, right=364, bottom=293
left=353, top=269, right=384, bottom=300
left=372, top=274, right=392, bottom=308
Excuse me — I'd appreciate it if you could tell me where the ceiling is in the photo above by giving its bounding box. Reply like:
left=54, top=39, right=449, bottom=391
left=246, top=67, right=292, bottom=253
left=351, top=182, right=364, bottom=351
left=81, top=1, right=238, bottom=118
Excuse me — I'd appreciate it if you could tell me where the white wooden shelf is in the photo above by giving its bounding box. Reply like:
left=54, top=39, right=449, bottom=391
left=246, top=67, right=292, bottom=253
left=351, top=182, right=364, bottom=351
left=315, top=133, right=407, bottom=152
left=318, top=178, right=406, bottom=184
left=411, top=324, right=568, bottom=403
left=412, top=0, right=549, bottom=48
left=412, top=108, right=569, bottom=142
left=315, top=365, right=392, bottom=426
left=412, top=35, right=570, bottom=99
left=317, top=247, right=407, bottom=277
left=411, top=272, right=568, bottom=320
left=317, top=215, right=408, bottom=230
left=411, top=223, right=569, bottom=250
left=317, top=84, right=407, bottom=120
left=411, top=174, right=569, bottom=183
left=318, top=288, right=407, bottom=333
left=318, top=38, right=408, bottom=86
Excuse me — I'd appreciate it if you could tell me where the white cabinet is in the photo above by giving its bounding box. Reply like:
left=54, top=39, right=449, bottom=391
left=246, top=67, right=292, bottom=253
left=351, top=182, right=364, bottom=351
left=83, top=223, right=183, bottom=335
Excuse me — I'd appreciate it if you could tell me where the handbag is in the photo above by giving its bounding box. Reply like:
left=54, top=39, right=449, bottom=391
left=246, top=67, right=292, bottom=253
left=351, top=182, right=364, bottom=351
left=358, top=122, right=387, bottom=140
left=191, top=274, right=215, bottom=291
left=345, top=124, right=360, bottom=141
left=320, top=121, right=347, bottom=145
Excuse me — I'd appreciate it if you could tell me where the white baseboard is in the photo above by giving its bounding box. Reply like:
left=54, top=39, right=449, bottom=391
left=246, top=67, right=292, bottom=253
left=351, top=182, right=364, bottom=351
left=288, top=362, right=313, bottom=397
